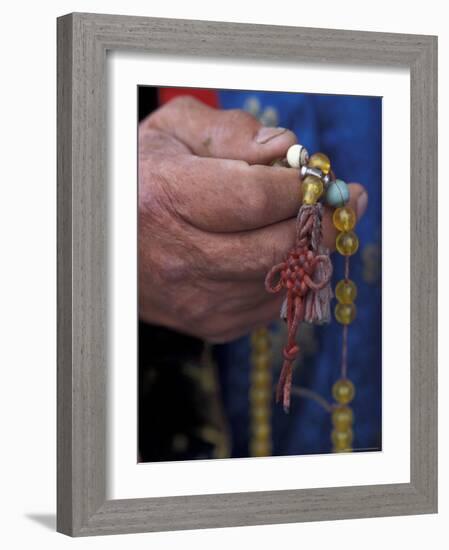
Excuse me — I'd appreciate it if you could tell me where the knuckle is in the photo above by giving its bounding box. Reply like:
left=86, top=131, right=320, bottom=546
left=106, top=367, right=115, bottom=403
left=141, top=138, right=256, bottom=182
left=146, top=95, right=203, bottom=128
left=167, top=95, right=201, bottom=111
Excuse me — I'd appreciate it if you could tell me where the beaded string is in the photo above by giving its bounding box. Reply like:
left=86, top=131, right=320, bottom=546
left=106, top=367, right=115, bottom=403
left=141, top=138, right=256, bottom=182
left=249, top=328, right=272, bottom=457
left=258, top=143, right=362, bottom=453
left=330, top=204, right=359, bottom=452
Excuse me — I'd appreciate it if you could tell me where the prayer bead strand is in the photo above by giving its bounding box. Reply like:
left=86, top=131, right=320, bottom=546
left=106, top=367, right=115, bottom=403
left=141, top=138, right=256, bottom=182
left=298, top=148, right=359, bottom=452
left=249, top=328, right=272, bottom=456
left=332, top=205, right=359, bottom=453
left=253, top=142, right=366, bottom=455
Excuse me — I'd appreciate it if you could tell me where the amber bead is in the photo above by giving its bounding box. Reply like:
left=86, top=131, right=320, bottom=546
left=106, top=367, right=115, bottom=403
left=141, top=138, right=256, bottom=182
left=302, top=175, right=324, bottom=205
left=251, top=329, right=269, bottom=347
left=332, top=379, right=355, bottom=405
left=251, top=407, right=270, bottom=423
left=252, top=423, right=271, bottom=440
left=250, top=387, right=271, bottom=407
left=332, top=429, right=353, bottom=451
left=332, top=406, right=354, bottom=431
left=333, top=206, right=356, bottom=232
left=308, top=152, right=331, bottom=175
left=251, top=369, right=271, bottom=388
left=336, top=231, right=359, bottom=256
left=335, top=302, right=356, bottom=325
left=251, top=339, right=270, bottom=354
left=251, top=353, right=271, bottom=370
left=335, top=280, right=357, bottom=304
left=250, top=440, right=271, bottom=457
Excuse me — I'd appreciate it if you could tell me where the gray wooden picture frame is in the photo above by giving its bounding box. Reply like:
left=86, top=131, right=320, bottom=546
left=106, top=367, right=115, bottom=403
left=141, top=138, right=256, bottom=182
left=57, top=12, right=438, bottom=537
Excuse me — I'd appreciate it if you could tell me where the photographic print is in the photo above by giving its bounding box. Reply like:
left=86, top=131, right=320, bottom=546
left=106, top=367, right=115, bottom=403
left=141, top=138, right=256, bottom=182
left=57, top=14, right=437, bottom=535
left=138, top=87, right=382, bottom=462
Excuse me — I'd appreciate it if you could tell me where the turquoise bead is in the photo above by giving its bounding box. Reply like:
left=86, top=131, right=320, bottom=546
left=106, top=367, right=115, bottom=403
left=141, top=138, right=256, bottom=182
left=325, top=179, right=350, bottom=207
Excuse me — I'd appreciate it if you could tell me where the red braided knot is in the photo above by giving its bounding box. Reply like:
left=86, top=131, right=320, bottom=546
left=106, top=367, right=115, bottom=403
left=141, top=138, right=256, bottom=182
left=264, top=205, right=332, bottom=412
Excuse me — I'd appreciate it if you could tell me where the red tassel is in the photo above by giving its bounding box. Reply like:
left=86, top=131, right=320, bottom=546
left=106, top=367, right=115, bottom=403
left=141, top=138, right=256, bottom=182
left=265, top=204, right=332, bottom=411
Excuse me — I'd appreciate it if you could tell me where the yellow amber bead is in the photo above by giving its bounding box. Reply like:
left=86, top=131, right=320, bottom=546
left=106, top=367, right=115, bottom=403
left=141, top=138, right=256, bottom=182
left=251, top=340, right=270, bottom=355
left=336, top=231, right=359, bottom=256
left=251, top=407, right=270, bottom=423
left=302, top=176, right=324, bottom=205
left=250, top=387, right=271, bottom=407
left=335, top=280, right=357, bottom=304
left=251, top=369, right=271, bottom=388
left=331, top=406, right=354, bottom=431
left=332, top=379, right=355, bottom=405
left=332, top=429, right=353, bottom=451
left=333, top=206, right=356, bottom=232
left=334, top=447, right=353, bottom=453
left=251, top=352, right=271, bottom=368
left=252, top=423, right=271, bottom=440
left=335, top=303, right=356, bottom=325
left=308, top=152, right=331, bottom=175
left=251, top=329, right=269, bottom=346
left=250, top=440, right=271, bottom=457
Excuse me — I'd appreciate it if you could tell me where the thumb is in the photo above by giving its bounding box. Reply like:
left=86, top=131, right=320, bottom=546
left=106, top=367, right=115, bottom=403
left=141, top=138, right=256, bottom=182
left=143, top=95, right=297, bottom=165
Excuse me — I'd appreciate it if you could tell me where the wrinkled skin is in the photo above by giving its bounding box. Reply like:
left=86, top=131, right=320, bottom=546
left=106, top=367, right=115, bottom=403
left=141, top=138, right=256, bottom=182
left=139, top=96, right=367, bottom=343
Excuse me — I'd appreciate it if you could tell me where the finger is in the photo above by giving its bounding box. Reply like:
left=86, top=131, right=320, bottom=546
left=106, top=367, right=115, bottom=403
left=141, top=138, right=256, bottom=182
left=142, top=154, right=301, bottom=233
left=143, top=95, right=297, bottom=165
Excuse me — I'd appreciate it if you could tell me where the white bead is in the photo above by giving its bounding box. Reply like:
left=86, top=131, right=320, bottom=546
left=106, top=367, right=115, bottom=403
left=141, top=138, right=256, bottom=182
left=287, top=144, right=301, bottom=168
left=286, top=144, right=309, bottom=168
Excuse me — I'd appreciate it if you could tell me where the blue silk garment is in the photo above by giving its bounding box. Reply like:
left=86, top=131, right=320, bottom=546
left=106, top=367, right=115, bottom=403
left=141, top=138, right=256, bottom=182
left=214, top=90, right=382, bottom=456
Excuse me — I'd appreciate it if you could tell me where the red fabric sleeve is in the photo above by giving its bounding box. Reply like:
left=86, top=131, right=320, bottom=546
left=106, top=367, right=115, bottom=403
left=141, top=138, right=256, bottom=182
left=158, top=87, right=219, bottom=108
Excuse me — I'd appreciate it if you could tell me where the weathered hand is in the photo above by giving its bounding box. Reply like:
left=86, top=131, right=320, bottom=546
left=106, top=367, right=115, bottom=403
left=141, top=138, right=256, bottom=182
left=139, top=96, right=367, bottom=342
